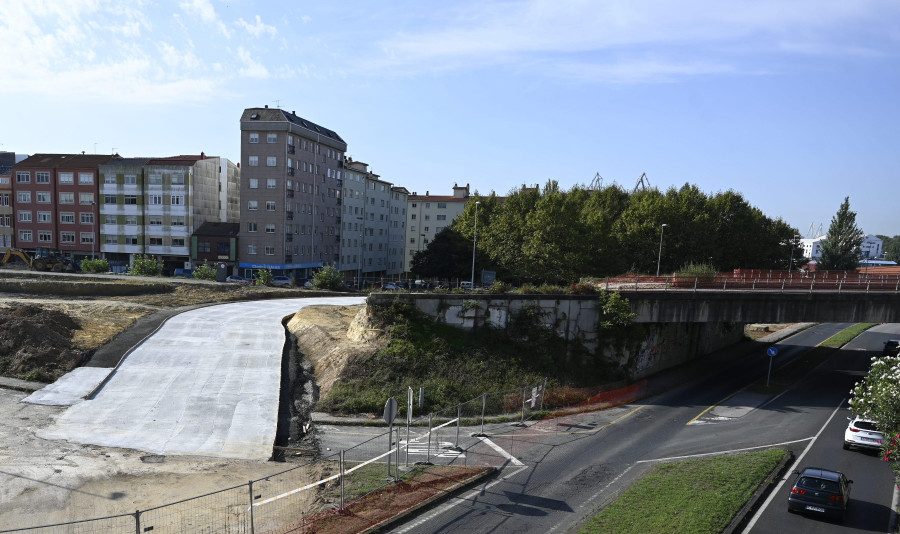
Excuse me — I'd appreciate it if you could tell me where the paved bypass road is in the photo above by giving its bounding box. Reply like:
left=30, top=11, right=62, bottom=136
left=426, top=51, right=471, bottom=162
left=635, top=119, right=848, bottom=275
left=317, top=323, right=899, bottom=533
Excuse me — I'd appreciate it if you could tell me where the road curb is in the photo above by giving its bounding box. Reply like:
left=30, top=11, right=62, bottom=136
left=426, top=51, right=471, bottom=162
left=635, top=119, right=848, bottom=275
left=359, top=467, right=498, bottom=534
left=724, top=449, right=795, bottom=534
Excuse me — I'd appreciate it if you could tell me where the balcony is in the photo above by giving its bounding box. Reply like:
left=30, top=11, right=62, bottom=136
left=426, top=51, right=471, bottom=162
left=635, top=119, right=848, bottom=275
left=287, top=145, right=295, bottom=154
left=287, top=167, right=295, bottom=176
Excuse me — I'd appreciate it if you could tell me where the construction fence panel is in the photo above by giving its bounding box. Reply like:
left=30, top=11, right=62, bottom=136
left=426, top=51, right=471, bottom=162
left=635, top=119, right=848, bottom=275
left=250, top=455, right=337, bottom=534
left=0, top=514, right=135, bottom=534
left=137, top=484, right=249, bottom=534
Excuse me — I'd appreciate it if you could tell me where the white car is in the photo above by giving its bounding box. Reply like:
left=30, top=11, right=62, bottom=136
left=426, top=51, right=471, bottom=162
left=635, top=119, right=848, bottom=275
left=843, top=417, right=884, bottom=451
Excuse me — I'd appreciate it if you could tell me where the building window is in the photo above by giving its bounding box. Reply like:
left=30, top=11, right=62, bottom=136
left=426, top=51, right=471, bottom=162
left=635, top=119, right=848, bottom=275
left=267, top=178, right=276, bottom=189
left=104, top=174, right=116, bottom=184
left=265, top=246, right=275, bottom=255
left=170, top=174, right=185, bottom=186
left=249, top=156, right=259, bottom=167
left=125, top=235, right=138, bottom=245
left=125, top=215, right=137, bottom=225
left=149, top=174, right=162, bottom=185
left=60, top=212, right=75, bottom=224
left=249, top=133, right=259, bottom=143
left=79, top=193, right=94, bottom=205
left=105, top=195, right=117, bottom=204
left=59, top=172, right=74, bottom=184
left=436, top=215, right=446, bottom=221
left=437, top=202, right=447, bottom=208
left=16, top=172, right=30, bottom=183
left=248, top=222, right=257, bottom=232
left=105, top=236, right=117, bottom=244
left=171, top=216, right=185, bottom=226
left=170, top=195, right=184, bottom=206
left=19, top=230, right=33, bottom=241
left=124, top=196, right=138, bottom=205
left=265, top=224, right=275, bottom=233
left=125, top=174, right=137, bottom=185
left=78, top=172, right=93, bottom=184
left=80, top=213, right=94, bottom=224
left=249, top=179, right=258, bottom=189
left=36, top=192, right=50, bottom=203
left=17, top=192, right=31, bottom=203
left=104, top=215, right=116, bottom=224
left=411, top=214, right=416, bottom=220
left=60, top=232, right=75, bottom=244
left=149, top=216, right=163, bottom=225
left=38, top=231, right=52, bottom=242
left=59, top=192, right=74, bottom=204
left=80, top=233, right=94, bottom=245
left=149, top=237, right=163, bottom=246
left=37, top=211, right=51, bottom=223
left=247, top=244, right=257, bottom=255
left=36, top=172, right=49, bottom=184
left=267, top=156, right=277, bottom=167
left=149, top=195, right=162, bottom=205
left=172, top=238, right=185, bottom=247
left=248, top=200, right=258, bottom=210
left=198, top=241, right=210, bottom=253
left=266, top=201, right=276, bottom=211
left=18, top=211, right=32, bottom=222
left=267, top=133, right=277, bottom=143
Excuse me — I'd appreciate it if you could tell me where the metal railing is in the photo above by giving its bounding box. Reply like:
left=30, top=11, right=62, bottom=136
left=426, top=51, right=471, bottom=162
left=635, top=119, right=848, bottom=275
left=603, top=272, right=900, bottom=294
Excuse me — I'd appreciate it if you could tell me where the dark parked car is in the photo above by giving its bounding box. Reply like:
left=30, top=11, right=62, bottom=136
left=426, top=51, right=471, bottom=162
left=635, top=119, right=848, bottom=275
left=883, top=340, right=899, bottom=357
left=788, top=467, right=852, bottom=521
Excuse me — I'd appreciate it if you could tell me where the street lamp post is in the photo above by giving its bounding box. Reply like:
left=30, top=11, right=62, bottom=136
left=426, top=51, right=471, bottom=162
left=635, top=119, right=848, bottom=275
left=787, top=234, right=800, bottom=271
left=655, top=223, right=668, bottom=277
left=91, top=201, right=96, bottom=260
left=471, top=201, right=481, bottom=288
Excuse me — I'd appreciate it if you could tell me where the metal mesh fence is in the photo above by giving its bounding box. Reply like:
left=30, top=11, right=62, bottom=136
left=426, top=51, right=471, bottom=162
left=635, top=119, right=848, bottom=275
left=137, top=484, right=250, bottom=534
left=0, top=514, right=135, bottom=534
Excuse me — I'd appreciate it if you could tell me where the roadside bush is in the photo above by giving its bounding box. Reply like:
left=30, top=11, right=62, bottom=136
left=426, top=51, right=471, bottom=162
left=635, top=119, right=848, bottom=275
left=567, top=281, right=597, bottom=295
left=312, top=265, right=345, bottom=291
left=193, top=262, right=217, bottom=281
left=80, top=258, right=109, bottom=274
left=129, top=255, right=163, bottom=277
left=676, top=261, right=717, bottom=280
left=254, top=268, right=273, bottom=286
left=488, top=281, right=510, bottom=294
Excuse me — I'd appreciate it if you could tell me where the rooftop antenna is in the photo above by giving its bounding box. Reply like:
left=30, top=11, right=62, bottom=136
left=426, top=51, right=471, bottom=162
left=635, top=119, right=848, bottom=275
left=273, top=99, right=281, bottom=108
left=632, top=172, right=651, bottom=194
left=589, top=172, right=603, bottom=190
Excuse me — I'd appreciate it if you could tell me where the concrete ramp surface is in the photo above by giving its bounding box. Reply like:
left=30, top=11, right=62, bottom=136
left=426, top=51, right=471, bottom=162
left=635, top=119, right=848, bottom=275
left=38, top=297, right=365, bottom=460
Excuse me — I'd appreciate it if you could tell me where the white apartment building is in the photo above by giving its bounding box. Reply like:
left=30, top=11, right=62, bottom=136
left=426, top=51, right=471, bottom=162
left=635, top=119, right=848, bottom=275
left=800, top=234, right=883, bottom=260
left=404, top=183, right=471, bottom=272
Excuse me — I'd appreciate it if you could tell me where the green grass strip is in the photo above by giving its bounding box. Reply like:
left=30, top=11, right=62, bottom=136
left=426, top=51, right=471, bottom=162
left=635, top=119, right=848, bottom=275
left=579, top=448, right=787, bottom=534
left=819, top=323, right=878, bottom=349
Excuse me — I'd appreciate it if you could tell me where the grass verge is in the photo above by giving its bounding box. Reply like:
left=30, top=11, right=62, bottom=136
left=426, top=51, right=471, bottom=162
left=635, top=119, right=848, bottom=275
left=579, top=448, right=787, bottom=534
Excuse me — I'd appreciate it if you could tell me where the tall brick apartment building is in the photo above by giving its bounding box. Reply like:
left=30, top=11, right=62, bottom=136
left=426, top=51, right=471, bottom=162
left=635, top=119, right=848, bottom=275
left=238, top=107, right=347, bottom=278
left=12, top=153, right=118, bottom=260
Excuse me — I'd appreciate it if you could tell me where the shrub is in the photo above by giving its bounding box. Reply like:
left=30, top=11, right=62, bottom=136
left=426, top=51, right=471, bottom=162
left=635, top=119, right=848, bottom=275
left=254, top=268, right=273, bottom=286
left=676, top=261, right=717, bottom=280
left=80, top=258, right=109, bottom=274
left=129, top=255, right=163, bottom=277
left=567, top=281, right=597, bottom=295
left=312, top=265, right=345, bottom=291
left=193, top=262, right=217, bottom=281
left=488, top=281, right=510, bottom=294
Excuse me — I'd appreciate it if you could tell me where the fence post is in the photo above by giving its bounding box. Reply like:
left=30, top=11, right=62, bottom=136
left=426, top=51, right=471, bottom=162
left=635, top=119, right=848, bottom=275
left=426, top=413, right=433, bottom=464
left=455, top=405, right=461, bottom=449
left=134, top=510, right=140, bottom=534
left=480, top=393, right=487, bottom=436
left=693, top=276, right=698, bottom=292
left=540, top=377, right=547, bottom=411
left=246, top=480, right=256, bottom=534
left=340, top=449, right=344, bottom=512
left=521, top=386, right=527, bottom=424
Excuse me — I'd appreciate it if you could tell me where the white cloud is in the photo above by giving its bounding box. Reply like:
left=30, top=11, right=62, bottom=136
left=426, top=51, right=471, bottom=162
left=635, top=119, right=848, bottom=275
left=236, top=47, right=270, bottom=78
left=179, top=0, right=231, bottom=38
left=237, top=15, right=277, bottom=38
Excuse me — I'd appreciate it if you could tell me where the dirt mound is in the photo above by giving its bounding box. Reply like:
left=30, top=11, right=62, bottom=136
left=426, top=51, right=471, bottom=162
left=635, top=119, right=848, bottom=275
left=0, top=304, right=88, bottom=382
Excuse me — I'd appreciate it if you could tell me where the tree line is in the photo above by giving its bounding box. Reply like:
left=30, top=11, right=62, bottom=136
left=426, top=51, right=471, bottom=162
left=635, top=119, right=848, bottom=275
left=411, top=181, right=805, bottom=285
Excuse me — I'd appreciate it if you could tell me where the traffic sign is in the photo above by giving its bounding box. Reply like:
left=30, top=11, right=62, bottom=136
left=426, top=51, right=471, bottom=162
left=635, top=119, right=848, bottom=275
left=767, top=347, right=778, bottom=357
left=383, top=397, right=398, bottom=425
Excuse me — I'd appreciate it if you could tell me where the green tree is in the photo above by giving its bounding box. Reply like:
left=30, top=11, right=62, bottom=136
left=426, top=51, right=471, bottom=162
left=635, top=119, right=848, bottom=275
left=818, top=197, right=863, bottom=270
left=79, top=258, right=109, bottom=274
left=254, top=268, right=273, bottom=286
left=410, top=228, right=472, bottom=280
left=129, top=255, right=163, bottom=276
left=878, top=235, right=900, bottom=263
left=312, top=265, right=345, bottom=290
left=849, top=355, right=900, bottom=469
left=193, top=262, right=217, bottom=281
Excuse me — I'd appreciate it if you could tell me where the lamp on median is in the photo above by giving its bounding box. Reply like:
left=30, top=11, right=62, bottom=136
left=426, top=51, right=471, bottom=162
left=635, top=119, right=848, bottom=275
left=656, top=223, right=668, bottom=277
left=471, top=201, right=481, bottom=288
left=787, top=234, right=800, bottom=272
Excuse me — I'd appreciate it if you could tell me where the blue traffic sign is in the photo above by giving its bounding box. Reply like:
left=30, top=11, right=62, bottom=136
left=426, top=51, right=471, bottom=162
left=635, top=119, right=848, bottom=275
left=767, top=347, right=779, bottom=357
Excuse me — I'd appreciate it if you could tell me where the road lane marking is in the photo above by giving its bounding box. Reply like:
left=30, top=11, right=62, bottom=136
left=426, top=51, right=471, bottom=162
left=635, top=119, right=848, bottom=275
left=477, top=436, right=524, bottom=466
left=638, top=438, right=815, bottom=464
left=741, top=398, right=845, bottom=533
left=686, top=390, right=741, bottom=425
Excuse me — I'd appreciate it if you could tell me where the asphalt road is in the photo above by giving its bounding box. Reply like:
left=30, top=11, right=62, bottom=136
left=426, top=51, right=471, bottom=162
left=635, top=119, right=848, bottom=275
left=322, top=323, right=898, bottom=533
left=743, top=323, right=900, bottom=534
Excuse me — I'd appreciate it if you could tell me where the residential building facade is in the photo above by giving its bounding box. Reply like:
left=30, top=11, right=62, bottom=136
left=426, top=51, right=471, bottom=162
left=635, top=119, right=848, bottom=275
left=404, top=183, right=472, bottom=272
left=801, top=234, right=883, bottom=262
left=0, top=152, right=14, bottom=251
left=12, top=153, right=119, bottom=260
left=239, top=106, right=346, bottom=278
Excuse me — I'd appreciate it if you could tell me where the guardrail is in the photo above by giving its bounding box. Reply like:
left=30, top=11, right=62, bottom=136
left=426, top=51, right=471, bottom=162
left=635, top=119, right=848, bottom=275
left=603, top=272, right=900, bottom=293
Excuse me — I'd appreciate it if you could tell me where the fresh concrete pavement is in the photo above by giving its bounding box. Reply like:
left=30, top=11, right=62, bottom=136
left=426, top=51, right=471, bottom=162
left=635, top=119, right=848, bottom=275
left=32, top=296, right=364, bottom=460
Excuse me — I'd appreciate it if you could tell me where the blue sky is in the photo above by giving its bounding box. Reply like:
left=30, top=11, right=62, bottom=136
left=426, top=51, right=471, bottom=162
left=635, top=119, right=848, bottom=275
left=2, top=0, right=898, bottom=237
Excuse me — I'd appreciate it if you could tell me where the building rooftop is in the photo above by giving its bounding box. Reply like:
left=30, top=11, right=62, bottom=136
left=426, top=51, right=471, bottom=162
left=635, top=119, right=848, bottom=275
left=241, top=106, right=346, bottom=145
left=15, top=153, right=120, bottom=169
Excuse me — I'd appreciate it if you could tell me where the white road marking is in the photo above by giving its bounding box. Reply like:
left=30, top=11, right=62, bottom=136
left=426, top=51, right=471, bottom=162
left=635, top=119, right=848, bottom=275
left=476, top=436, right=524, bottom=466
left=741, top=398, right=845, bottom=533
